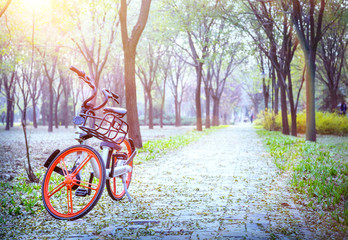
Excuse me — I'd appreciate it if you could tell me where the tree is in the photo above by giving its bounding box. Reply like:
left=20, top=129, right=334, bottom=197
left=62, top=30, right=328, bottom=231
left=136, top=43, right=162, bottom=129
left=69, top=0, right=119, bottom=90
left=59, top=69, right=71, bottom=128
left=318, top=16, right=347, bottom=112
left=258, top=51, right=270, bottom=111
left=102, top=58, right=125, bottom=107
left=156, top=49, right=171, bottom=128
left=54, top=71, right=63, bottom=128
left=0, top=11, right=15, bottom=130
left=15, top=59, right=39, bottom=183
left=29, top=65, right=42, bottom=128
left=290, top=0, right=340, bottom=141
left=1, top=71, right=15, bottom=130
left=164, top=0, right=219, bottom=131
left=39, top=47, right=60, bottom=132
left=246, top=0, right=300, bottom=136
left=168, top=55, right=188, bottom=127
left=220, top=82, right=242, bottom=124
left=0, top=0, right=11, bottom=18
left=246, top=1, right=289, bottom=134
left=119, top=0, right=151, bottom=148
left=208, top=21, right=243, bottom=126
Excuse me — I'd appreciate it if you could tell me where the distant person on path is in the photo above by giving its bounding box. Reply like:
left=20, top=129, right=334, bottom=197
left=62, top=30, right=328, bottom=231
left=341, top=101, right=347, bottom=115
left=250, top=113, right=254, bottom=123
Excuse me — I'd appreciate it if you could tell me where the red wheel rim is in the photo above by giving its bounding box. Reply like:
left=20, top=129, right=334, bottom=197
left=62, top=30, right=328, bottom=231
left=43, top=147, right=103, bottom=218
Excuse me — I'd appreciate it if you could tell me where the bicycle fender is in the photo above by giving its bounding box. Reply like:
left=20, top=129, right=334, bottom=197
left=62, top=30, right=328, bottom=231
left=43, top=149, right=60, bottom=168
left=128, top=138, right=136, bottom=152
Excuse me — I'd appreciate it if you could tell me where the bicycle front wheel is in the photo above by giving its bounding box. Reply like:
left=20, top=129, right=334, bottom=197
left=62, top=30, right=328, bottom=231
left=106, top=138, right=133, bottom=201
left=42, top=145, right=106, bottom=220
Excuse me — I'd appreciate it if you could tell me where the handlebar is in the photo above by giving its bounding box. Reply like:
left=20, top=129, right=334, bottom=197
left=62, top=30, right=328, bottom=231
left=69, top=66, right=85, bottom=77
left=70, top=65, right=119, bottom=111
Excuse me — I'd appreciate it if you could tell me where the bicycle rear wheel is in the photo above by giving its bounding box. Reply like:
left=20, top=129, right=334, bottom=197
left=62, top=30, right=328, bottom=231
left=42, top=145, right=106, bottom=220
left=106, top=138, right=133, bottom=201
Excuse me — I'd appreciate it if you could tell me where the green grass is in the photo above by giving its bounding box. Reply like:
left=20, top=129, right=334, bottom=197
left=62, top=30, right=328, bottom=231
left=136, top=125, right=228, bottom=164
left=257, top=129, right=348, bottom=226
left=0, top=173, right=44, bottom=218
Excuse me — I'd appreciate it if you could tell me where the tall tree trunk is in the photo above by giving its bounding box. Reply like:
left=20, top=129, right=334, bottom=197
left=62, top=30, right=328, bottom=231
left=278, top=73, right=289, bottom=135
left=124, top=50, right=143, bottom=147
left=174, top=95, right=180, bottom=127
left=305, top=54, right=316, bottom=141
left=48, top=83, right=53, bottom=132
left=147, top=90, right=153, bottom=129
left=159, top=80, right=166, bottom=129
left=10, top=98, right=14, bottom=127
left=63, top=93, right=69, bottom=128
left=5, top=98, right=12, bottom=130
left=119, top=0, right=151, bottom=148
left=260, top=52, right=269, bottom=111
left=205, top=86, right=211, bottom=128
left=262, top=77, right=269, bottom=111
left=55, top=99, right=59, bottom=129
left=287, top=73, right=297, bottom=136
left=42, top=102, right=46, bottom=126
left=272, top=67, right=279, bottom=114
left=159, top=92, right=165, bottom=128
left=195, top=64, right=203, bottom=131
left=32, top=100, right=37, bottom=128
left=21, top=120, right=39, bottom=183
left=329, top=87, right=338, bottom=112
left=212, top=97, right=220, bottom=126
left=144, top=93, right=147, bottom=125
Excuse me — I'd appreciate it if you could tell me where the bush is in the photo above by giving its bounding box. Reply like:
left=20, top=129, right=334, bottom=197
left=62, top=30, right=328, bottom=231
left=296, top=112, right=306, bottom=134
left=256, top=110, right=282, bottom=131
left=257, top=110, right=348, bottom=136
left=316, top=112, right=348, bottom=135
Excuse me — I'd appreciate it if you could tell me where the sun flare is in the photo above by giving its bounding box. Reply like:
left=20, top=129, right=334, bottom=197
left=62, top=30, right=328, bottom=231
left=20, top=0, right=48, bottom=11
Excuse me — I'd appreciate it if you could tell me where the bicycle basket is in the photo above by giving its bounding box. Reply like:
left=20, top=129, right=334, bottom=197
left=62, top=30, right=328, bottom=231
left=78, top=112, right=128, bottom=144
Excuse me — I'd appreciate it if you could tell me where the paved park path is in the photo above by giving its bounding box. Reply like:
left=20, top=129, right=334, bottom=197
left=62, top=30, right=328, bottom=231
left=89, top=124, right=313, bottom=239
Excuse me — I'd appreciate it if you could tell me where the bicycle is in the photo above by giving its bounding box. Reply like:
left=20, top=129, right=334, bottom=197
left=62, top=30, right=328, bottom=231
left=41, top=66, right=137, bottom=220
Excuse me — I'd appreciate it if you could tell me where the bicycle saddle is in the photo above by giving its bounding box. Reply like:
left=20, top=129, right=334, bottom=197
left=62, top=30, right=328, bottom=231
left=103, top=107, right=127, bottom=117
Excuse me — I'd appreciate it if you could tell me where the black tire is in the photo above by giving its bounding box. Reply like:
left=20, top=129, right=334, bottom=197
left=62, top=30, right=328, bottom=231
left=42, top=145, right=106, bottom=220
left=106, top=138, right=133, bottom=201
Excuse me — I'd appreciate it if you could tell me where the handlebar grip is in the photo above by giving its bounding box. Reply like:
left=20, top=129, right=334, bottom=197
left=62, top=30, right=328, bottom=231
left=110, top=91, right=119, bottom=99
left=105, top=89, right=119, bottom=99
left=69, top=66, right=85, bottom=77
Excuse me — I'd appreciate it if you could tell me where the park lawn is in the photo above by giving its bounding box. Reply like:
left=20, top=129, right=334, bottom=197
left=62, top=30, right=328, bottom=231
left=257, top=129, right=348, bottom=229
left=0, top=125, right=226, bottom=236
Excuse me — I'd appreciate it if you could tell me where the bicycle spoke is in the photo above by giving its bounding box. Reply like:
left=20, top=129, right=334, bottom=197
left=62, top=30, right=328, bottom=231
left=60, top=157, right=69, bottom=176
left=75, top=180, right=98, bottom=191
left=48, top=181, right=66, bottom=198
left=67, top=187, right=73, bottom=214
left=71, top=154, right=92, bottom=178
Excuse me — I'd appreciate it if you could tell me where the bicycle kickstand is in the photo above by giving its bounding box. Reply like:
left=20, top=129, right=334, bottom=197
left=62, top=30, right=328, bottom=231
left=122, top=174, right=132, bottom=202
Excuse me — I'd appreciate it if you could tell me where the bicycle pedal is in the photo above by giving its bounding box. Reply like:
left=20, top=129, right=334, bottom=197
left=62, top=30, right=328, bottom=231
left=75, top=188, right=88, bottom=197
